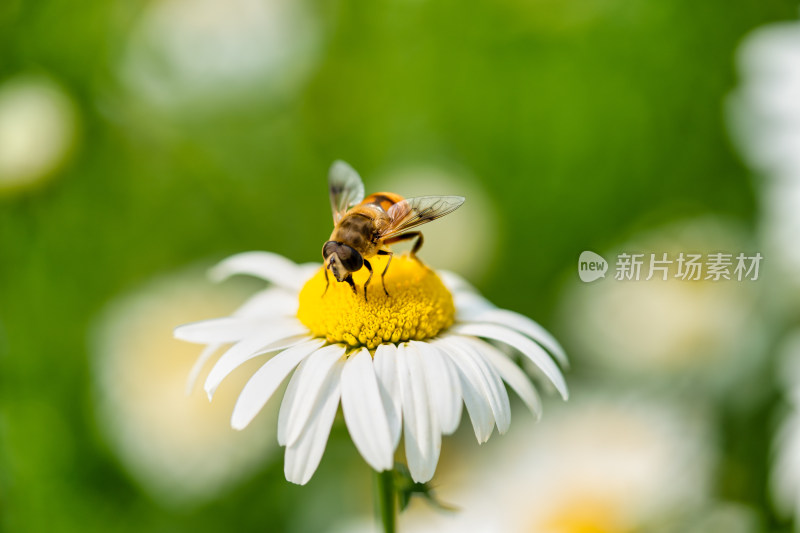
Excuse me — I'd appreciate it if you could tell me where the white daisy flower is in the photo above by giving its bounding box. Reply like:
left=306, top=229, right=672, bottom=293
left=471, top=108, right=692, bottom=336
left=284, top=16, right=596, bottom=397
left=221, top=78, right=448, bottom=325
left=558, top=218, right=766, bottom=393
left=771, top=330, right=800, bottom=526
left=175, top=250, right=568, bottom=485
left=388, top=392, right=716, bottom=533
left=119, top=0, right=320, bottom=110
left=92, top=270, right=278, bottom=506
left=729, top=18, right=800, bottom=178
left=729, top=12, right=800, bottom=292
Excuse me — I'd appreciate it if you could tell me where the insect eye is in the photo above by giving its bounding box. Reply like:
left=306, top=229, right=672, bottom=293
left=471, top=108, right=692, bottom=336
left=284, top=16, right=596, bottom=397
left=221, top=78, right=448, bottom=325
left=322, top=241, right=338, bottom=259
left=338, top=245, right=363, bottom=272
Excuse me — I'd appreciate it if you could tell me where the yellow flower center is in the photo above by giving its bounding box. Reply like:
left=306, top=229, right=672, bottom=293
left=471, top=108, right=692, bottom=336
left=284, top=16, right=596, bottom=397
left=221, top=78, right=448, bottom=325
left=297, top=254, right=455, bottom=349
left=534, top=496, right=627, bottom=533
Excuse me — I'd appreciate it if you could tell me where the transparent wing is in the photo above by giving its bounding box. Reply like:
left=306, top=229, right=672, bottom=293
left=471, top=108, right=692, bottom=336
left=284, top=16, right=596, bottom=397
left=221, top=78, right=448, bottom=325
left=380, top=195, right=465, bottom=239
left=328, top=160, right=365, bottom=224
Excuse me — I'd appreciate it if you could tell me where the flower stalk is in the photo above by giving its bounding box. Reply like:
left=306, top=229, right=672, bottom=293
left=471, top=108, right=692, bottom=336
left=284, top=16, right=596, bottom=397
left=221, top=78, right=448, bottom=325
left=375, top=469, right=397, bottom=533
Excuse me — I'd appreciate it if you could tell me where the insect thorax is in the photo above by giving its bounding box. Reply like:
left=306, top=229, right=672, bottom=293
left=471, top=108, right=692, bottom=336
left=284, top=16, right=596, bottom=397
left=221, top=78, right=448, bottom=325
left=330, top=212, right=382, bottom=257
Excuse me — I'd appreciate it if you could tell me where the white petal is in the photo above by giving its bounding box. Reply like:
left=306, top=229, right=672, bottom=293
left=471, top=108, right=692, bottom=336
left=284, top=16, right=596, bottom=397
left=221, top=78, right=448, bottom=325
left=296, top=262, right=323, bottom=283
left=204, top=322, right=309, bottom=399
left=468, top=308, right=568, bottom=368
left=450, top=337, right=511, bottom=434
left=411, top=341, right=462, bottom=435
left=373, top=343, right=402, bottom=448
left=210, top=251, right=315, bottom=291
left=277, top=352, right=307, bottom=445
left=437, top=270, right=475, bottom=293
left=185, top=343, right=222, bottom=394
left=279, top=344, right=346, bottom=447
left=174, top=316, right=266, bottom=344
left=341, top=348, right=395, bottom=471
left=231, top=339, right=327, bottom=430
left=284, top=361, right=343, bottom=485
left=232, top=287, right=299, bottom=318
left=451, top=323, right=569, bottom=400
left=464, top=337, right=542, bottom=420
left=438, top=271, right=502, bottom=319
left=437, top=341, right=494, bottom=443
left=397, top=343, right=441, bottom=483
left=452, top=289, right=496, bottom=319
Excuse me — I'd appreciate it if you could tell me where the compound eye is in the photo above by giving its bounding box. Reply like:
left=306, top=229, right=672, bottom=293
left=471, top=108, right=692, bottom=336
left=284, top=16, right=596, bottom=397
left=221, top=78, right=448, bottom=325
left=322, top=241, right=338, bottom=259
left=338, top=244, right=364, bottom=272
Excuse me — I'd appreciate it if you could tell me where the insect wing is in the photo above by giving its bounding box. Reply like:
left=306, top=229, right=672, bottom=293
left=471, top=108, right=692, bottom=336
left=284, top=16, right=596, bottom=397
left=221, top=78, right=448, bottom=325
left=380, top=195, right=465, bottom=238
left=328, top=160, right=365, bottom=223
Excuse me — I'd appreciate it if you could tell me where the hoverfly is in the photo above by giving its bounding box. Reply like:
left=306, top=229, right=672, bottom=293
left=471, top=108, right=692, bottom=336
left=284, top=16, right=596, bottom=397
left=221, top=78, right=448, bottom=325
left=322, top=160, right=465, bottom=300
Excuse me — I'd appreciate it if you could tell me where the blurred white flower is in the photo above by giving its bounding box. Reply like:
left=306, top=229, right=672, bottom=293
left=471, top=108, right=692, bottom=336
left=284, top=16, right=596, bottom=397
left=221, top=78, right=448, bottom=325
left=771, top=330, right=800, bottom=525
left=391, top=392, right=714, bottom=533
left=730, top=14, right=800, bottom=290
left=731, top=20, right=800, bottom=177
left=558, top=218, right=767, bottom=390
left=91, top=269, right=277, bottom=507
left=0, top=74, right=78, bottom=194
left=119, top=0, right=320, bottom=109
left=175, top=251, right=568, bottom=485
left=375, top=164, right=499, bottom=282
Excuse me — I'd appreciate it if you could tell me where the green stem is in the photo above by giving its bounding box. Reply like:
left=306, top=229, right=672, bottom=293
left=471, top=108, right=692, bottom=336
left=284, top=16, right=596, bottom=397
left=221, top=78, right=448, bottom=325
left=374, top=469, right=397, bottom=533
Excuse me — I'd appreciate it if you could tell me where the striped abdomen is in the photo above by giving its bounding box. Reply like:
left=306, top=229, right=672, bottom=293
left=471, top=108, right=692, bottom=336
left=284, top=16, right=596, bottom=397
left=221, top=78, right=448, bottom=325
left=360, top=192, right=405, bottom=212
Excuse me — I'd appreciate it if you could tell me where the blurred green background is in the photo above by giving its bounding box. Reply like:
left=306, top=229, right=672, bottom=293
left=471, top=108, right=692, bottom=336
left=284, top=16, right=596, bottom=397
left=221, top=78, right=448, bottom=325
left=1, top=0, right=799, bottom=531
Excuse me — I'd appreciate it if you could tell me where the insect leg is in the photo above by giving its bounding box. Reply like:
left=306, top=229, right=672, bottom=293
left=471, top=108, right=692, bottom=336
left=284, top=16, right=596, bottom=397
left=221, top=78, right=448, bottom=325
left=410, top=232, right=424, bottom=258
left=345, top=275, right=357, bottom=295
left=363, top=259, right=374, bottom=301
left=322, top=267, right=330, bottom=297
left=384, top=231, right=423, bottom=262
left=377, top=249, right=392, bottom=297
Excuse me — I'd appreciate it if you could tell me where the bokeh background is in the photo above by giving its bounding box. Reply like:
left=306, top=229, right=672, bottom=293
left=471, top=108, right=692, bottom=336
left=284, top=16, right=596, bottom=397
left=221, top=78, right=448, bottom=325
left=2, top=0, right=800, bottom=531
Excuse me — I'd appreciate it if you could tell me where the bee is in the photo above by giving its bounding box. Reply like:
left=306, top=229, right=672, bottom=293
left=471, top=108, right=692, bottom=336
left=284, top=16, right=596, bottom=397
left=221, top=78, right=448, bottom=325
left=322, top=160, right=465, bottom=299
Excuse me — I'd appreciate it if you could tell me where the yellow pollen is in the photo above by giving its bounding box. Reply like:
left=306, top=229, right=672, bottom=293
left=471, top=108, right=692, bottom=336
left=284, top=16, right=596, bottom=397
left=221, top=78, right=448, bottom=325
left=297, top=254, right=455, bottom=349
